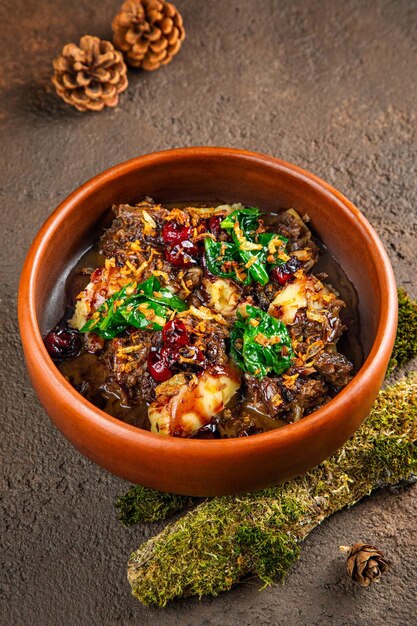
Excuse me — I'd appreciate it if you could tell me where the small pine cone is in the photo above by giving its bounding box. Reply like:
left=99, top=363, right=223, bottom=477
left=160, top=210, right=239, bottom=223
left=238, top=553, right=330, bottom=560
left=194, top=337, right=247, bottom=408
left=52, top=36, right=128, bottom=112
left=112, top=0, right=185, bottom=71
left=340, top=543, right=389, bottom=587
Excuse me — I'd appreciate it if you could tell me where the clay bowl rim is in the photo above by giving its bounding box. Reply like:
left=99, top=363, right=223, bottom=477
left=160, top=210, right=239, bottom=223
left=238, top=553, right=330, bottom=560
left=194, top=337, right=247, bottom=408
left=18, top=146, right=397, bottom=458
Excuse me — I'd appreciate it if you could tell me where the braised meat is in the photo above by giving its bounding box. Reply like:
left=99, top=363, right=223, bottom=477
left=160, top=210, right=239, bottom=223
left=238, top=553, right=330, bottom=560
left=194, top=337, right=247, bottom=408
left=313, top=349, right=353, bottom=388
left=104, top=330, right=158, bottom=404
left=244, top=372, right=329, bottom=423
left=100, top=200, right=168, bottom=262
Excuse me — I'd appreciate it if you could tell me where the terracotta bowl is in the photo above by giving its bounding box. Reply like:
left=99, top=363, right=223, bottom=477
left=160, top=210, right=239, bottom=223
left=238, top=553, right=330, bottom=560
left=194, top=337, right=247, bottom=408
left=18, top=147, right=397, bottom=496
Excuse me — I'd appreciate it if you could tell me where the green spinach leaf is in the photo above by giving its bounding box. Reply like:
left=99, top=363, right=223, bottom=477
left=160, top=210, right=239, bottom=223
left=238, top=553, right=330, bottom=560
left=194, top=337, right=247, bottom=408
left=80, top=276, right=187, bottom=339
left=230, top=304, right=293, bottom=378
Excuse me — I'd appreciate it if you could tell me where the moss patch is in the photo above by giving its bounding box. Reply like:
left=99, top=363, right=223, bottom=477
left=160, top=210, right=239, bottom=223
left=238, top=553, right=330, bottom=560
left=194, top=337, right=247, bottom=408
left=388, top=288, right=417, bottom=374
left=236, top=525, right=300, bottom=584
left=116, top=486, right=193, bottom=525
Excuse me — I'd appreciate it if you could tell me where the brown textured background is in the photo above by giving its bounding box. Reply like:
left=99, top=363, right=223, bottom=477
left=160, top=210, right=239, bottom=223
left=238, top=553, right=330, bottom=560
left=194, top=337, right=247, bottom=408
left=1, top=1, right=416, bottom=624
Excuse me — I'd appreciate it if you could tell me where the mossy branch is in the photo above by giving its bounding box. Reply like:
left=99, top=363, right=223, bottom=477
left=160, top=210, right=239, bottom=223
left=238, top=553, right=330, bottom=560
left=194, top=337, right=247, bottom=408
left=127, top=374, right=417, bottom=606
left=117, top=288, right=417, bottom=527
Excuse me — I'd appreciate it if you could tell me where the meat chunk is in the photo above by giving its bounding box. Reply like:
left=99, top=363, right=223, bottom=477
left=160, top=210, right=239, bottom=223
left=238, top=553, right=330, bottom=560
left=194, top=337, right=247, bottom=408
left=205, top=334, right=229, bottom=367
left=178, top=308, right=231, bottom=370
left=244, top=281, right=277, bottom=310
left=175, top=266, right=203, bottom=299
left=268, top=271, right=345, bottom=332
left=274, top=209, right=320, bottom=269
left=244, top=375, right=284, bottom=419
left=245, top=372, right=329, bottom=423
left=291, top=377, right=328, bottom=414
left=103, top=330, right=160, bottom=404
left=313, top=350, right=353, bottom=388
left=290, top=311, right=324, bottom=343
left=100, top=201, right=168, bottom=264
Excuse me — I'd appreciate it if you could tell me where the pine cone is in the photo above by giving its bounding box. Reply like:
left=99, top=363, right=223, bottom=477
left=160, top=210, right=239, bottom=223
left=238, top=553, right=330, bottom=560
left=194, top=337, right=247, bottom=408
left=52, top=36, right=128, bottom=112
left=112, top=0, right=185, bottom=70
left=341, top=543, right=389, bottom=587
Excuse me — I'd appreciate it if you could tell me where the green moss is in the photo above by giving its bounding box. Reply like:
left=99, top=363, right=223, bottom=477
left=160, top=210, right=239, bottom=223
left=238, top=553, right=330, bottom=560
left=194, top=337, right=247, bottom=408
left=367, top=438, right=417, bottom=478
left=236, top=525, right=300, bottom=584
left=235, top=493, right=307, bottom=584
left=128, top=498, right=252, bottom=605
left=388, top=288, right=417, bottom=374
left=127, top=373, right=417, bottom=606
left=116, top=485, right=192, bottom=525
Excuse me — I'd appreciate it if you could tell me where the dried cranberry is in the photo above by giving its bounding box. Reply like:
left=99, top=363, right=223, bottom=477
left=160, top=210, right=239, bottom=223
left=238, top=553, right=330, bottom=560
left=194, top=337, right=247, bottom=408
left=162, top=221, right=192, bottom=245
left=147, top=346, right=172, bottom=382
left=162, top=319, right=189, bottom=348
left=208, top=216, right=222, bottom=236
left=271, top=267, right=292, bottom=286
left=164, top=240, right=199, bottom=267
left=43, top=328, right=82, bottom=360
left=270, top=256, right=301, bottom=286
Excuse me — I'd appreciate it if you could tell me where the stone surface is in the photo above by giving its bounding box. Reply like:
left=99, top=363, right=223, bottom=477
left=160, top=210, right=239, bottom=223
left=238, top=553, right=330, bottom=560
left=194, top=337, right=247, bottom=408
left=1, top=0, right=416, bottom=624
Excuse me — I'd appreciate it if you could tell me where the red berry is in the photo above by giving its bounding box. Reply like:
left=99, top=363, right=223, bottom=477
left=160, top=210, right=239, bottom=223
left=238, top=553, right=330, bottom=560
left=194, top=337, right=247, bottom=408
left=44, top=328, right=82, bottom=360
left=270, top=257, right=301, bottom=285
left=162, top=319, right=189, bottom=348
left=164, top=240, right=199, bottom=267
left=147, top=346, right=172, bottom=382
left=162, top=221, right=191, bottom=245
left=271, top=266, right=292, bottom=286
left=208, top=215, right=222, bottom=236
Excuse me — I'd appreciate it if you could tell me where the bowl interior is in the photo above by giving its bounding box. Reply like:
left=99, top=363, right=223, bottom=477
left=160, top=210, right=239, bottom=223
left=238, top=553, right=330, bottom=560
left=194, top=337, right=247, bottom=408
left=37, top=151, right=382, bottom=365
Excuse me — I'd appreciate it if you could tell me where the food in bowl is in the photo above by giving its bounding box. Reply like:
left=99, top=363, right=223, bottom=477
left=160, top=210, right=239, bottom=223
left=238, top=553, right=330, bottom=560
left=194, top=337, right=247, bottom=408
left=18, top=148, right=397, bottom=494
left=44, top=198, right=361, bottom=439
